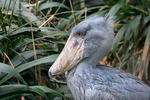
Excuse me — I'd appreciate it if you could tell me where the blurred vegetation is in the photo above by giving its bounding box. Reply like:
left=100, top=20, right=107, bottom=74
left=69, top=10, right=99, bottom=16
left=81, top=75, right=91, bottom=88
left=0, top=0, right=149, bottom=100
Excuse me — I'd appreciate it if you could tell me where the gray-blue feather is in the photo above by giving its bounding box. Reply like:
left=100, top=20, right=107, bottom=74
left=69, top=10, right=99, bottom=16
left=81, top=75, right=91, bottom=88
left=67, top=64, right=150, bottom=100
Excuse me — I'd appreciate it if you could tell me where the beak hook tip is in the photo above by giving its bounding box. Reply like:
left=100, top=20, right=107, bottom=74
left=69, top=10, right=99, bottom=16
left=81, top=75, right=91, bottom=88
left=48, top=68, right=53, bottom=78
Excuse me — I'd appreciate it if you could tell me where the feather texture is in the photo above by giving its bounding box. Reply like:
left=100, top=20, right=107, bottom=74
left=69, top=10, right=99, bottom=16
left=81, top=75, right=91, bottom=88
left=67, top=64, right=150, bottom=100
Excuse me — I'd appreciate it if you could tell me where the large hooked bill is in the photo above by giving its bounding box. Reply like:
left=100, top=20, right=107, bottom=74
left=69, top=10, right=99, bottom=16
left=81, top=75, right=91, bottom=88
left=48, top=35, right=84, bottom=77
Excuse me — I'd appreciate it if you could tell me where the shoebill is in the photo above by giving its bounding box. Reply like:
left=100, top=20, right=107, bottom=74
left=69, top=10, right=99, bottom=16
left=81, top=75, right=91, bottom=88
left=48, top=17, right=150, bottom=100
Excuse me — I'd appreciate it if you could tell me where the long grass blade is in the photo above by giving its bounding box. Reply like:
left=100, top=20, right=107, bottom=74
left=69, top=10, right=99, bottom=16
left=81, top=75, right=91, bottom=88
left=0, top=63, right=27, bottom=85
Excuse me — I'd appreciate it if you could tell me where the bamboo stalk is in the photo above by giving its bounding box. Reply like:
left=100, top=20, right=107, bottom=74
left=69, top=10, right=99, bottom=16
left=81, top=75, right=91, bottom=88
left=85, top=7, right=87, bottom=19
left=27, top=0, right=42, bottom=86
left=30, top=21, right=42, bottom=85
left=69, top=0, right=76, bottom=25
left=4, top=53, right=25, bottom=100
left=4, top=53, right=14, bottom=68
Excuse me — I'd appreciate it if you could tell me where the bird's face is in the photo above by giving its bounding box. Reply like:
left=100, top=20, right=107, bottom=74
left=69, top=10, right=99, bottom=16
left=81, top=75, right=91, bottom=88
left=48, top=17, right=113, bottom=77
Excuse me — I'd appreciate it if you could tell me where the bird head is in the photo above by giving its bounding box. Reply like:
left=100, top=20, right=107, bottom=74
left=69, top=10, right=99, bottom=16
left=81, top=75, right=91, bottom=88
left=48, top=16, right=114, bottom=77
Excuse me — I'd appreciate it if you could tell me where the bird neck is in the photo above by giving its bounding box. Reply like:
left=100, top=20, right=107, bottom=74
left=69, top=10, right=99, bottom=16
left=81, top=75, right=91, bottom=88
left=83, top=49, right=108, bottom=67
left=66, top=62, right=92, bottom=79
left=67, top=46, right=111, bottom=78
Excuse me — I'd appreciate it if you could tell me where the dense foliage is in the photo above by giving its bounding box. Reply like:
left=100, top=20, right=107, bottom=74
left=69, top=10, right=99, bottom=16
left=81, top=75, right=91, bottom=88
left=0, top=0, right=149, bottom=100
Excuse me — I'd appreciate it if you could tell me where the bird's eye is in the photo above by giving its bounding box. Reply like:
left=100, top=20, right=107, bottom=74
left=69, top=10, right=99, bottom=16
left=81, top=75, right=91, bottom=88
left=77, top=32, right=82, bottom=36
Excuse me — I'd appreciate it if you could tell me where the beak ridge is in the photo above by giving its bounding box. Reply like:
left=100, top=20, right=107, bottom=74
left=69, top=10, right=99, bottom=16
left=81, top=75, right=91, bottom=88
left=48, top=35, right=84, bottom=77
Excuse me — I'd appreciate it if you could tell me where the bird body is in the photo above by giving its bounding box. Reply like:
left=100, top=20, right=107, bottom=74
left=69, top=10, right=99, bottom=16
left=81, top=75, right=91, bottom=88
left=49, top=16, right=150, bottom=100
left=67, top=63, right=150, bottom=100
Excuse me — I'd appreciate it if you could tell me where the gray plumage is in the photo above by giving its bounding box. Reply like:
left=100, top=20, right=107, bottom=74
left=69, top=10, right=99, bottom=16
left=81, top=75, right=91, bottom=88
left=67, top=64, right=150, bottom=100
left=65, top=17, right=150, bottom=100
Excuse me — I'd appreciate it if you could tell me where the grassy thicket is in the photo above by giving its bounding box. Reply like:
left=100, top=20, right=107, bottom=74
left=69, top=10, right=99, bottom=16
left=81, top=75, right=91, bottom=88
left=0, top=0, right=150, bottom=100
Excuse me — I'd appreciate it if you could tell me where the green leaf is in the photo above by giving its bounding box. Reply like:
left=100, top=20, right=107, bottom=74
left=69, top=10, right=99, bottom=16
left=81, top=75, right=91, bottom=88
left=125, top=15, right=141, bottom=42
left=57, top=85, right=69, bottom=93
left=16, top=54, right=58, bottom=72
left=0, top=54, right=58, bottom=85
left=40, top=27, right=59, bottom=31
left=0, top=85, right=32, bottom=100
left=43, top=32, right=69, bottom=38
left=0, top=84, right=64, bottom=100
left=39, top=2, right=69, bottom=10
left=0, top=34, right=7, bottom=40
left=0, top=35, right=4, bottom=40
left=108, top=2, right=123, bottom=17
left=143, top=26, right=150, bottom=79
left=0, top=8, right=3, bottom=20
left=11, top=49, right=50, bottom=67
left=0, top=93, right=31, bottom=100
left=30, top=86, right=65, bottom=97
left=10, top=27, right=39, bottom=36
left=57, top=19, right=68, bottom=30
left=29, top=86, right=49, bottom=100
left=144, top=15, right=150, bottom=25
left=113, top=25, right=127, bottom=52
left=0, top=84, right=29, bottom=97
left=0, top=63, right=27, bottom=85
left=129, top=5, right=147, bottom=14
